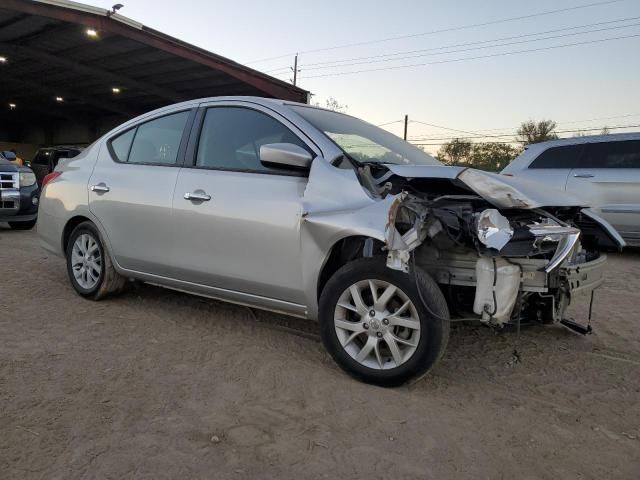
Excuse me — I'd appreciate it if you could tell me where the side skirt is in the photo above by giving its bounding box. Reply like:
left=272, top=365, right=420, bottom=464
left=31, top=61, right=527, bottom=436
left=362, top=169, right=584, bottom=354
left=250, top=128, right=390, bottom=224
left=120, top=268, right=309, bottom=319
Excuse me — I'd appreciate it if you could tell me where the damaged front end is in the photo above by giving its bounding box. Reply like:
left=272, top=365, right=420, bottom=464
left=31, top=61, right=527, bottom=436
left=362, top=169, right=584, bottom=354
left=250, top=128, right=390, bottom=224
left=380, top=167, right=623, bottom=328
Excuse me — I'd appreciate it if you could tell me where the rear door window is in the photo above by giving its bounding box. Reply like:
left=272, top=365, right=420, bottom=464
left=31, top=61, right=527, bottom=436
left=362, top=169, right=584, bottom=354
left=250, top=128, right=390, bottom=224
left=529, top=145, right=585, bottom=169
left=109, top=111, right=190, bottom=165
left=128, top=112, right=190, bottom=165
left=582, top=140, right=640, bottom=168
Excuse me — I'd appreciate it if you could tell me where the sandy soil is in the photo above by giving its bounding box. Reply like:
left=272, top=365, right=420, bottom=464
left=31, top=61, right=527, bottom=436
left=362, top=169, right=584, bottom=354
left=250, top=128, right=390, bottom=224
left=1, top=227, right=639, bottom=479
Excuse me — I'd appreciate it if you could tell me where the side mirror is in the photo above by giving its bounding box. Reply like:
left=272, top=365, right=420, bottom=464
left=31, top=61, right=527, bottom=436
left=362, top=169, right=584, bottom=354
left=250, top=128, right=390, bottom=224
left=260, top=143, right=312, bottom=170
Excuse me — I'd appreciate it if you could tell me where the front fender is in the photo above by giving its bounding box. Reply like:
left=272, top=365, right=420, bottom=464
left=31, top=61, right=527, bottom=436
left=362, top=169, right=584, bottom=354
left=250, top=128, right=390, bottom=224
left=300, top=197, right=395, bottom=320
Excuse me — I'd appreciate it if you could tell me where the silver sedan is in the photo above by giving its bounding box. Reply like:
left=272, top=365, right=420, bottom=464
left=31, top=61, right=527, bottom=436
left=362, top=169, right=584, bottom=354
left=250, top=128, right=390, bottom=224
left=37, top=97, right=623, bottom=386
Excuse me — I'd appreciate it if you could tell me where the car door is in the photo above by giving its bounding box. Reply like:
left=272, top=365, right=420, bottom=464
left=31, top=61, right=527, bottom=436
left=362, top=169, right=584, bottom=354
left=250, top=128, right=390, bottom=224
left=520, top=144, right=585, bottom=191
left=88, top=109, right=194, bottom=276
left=171, top=103, right=318, bottom=305
left=566, top=139, right=640, bottom=243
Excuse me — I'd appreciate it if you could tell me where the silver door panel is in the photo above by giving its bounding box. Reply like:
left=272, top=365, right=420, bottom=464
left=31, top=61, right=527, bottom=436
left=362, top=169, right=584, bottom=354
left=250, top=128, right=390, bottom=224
left=172, top=168, right=308, bottom=304
left=567, top=168, right=640, bottom=240
left=88, top=154, right=180, bottom=276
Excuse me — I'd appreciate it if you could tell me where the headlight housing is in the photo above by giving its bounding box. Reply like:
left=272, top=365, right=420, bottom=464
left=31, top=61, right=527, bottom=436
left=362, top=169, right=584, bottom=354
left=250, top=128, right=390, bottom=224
left=474, top=209, right=513, bottom=251
left=19, top=170, right=37, bottom=187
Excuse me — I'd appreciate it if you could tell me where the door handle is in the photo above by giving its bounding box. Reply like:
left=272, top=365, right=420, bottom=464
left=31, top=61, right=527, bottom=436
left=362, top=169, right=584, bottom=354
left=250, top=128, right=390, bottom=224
left=90, top=183, right=110, bottom=193
left=573, top=173, right=594, bottom=178
left=184, top=192, right=211, bottom=202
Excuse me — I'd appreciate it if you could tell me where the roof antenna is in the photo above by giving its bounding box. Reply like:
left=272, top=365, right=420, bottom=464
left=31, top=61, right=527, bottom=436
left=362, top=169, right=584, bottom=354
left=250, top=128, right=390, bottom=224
left=107, top=4, right=124, bottom=17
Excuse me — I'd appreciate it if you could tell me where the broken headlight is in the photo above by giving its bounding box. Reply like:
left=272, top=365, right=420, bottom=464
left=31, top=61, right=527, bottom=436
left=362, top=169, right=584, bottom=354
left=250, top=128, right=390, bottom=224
left=527, top=220, right=581, bottom=272
left=473, top=209, right=513, bottom=251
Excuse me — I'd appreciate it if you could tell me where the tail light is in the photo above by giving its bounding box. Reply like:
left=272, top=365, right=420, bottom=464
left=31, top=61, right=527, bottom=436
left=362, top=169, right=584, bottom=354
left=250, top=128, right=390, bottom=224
left=42, top=171, right=61, bottom=188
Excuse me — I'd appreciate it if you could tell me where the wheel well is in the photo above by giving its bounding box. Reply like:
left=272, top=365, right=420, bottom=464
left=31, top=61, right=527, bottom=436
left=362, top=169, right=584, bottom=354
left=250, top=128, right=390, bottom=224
left=317, top=236, right=385, bottom=300
left=62, top=216, right=92, bottom=255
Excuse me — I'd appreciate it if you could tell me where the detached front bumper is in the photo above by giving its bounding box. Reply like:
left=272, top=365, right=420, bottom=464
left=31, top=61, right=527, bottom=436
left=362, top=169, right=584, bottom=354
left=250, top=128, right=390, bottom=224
left=560, top=253, right=606, bottom=297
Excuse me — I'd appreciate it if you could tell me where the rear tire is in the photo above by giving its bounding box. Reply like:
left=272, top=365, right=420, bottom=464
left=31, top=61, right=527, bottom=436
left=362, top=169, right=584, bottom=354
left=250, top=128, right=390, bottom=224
left=9, top=219, right=36, bottom=230
left=66, top=221, right=126, bottom=300
left=319, top=257, right=450, bottom=387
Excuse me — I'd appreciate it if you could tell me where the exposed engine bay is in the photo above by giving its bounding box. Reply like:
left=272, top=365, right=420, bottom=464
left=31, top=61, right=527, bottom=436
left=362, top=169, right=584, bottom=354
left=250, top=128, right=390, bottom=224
left=355, top=162, right=623, bottom=329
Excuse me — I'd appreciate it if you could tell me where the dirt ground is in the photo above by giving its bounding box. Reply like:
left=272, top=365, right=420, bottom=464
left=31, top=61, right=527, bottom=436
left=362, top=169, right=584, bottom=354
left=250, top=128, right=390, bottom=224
left=1, top=227, right=639, bottom=480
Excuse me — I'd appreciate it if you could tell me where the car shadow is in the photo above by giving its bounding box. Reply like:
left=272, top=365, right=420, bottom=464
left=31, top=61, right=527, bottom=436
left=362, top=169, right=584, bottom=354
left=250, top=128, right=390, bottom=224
left=117, top=279, right=595, bottom=390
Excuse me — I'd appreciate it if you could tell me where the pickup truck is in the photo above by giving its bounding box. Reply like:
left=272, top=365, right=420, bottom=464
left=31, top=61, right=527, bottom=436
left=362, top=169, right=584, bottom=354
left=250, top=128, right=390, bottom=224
left=0, top=157, right=40, bottom=229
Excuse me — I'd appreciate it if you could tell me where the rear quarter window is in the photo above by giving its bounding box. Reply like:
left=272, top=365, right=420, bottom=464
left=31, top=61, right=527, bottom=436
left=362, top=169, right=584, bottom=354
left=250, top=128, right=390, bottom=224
left=110, top=129, right=136, bottom=162
left=107, top=110, right=190, bottom=165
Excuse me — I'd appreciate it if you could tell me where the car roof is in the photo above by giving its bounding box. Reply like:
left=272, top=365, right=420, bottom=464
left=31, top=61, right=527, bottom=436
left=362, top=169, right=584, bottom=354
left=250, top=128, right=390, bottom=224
left=37, top=145, right=84, bottom=150
left=502, top=131, right=640, bottom=172
left=523, top=131, right=640, bottom=150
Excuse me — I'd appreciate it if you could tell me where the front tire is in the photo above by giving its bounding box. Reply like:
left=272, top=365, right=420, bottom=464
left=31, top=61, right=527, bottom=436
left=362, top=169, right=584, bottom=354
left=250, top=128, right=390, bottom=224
left=66, top=222, right=126, bottom=300
left=319, top=257, right=450, bottom=387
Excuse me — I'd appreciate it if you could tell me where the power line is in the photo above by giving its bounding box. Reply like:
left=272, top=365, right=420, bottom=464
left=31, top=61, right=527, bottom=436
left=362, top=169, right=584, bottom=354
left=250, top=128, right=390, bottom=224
left=247, top=0, right=625, bottom=64
left=410, top=112, right=640, bottom=136
left=408, top=123, right=640, bottom=142
left=304, top=17, right=640, bottom=71
left=264, top=66, right=291, bottom=74
left=303, top=32, right=640, bottom=79
left=411, top=140, right=521, bottom=146
left=376, top=119, right=404, bottom=127
left=263, top=17, right=640, bottom=78
left=434, top=114, right=640, bottom=134
left=409, top=120, right=483, bottom=137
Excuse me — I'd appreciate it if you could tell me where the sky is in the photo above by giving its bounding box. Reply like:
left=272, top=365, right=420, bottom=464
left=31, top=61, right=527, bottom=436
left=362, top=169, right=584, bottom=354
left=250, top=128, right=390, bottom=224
left=87, top=0, right=640, bottom=153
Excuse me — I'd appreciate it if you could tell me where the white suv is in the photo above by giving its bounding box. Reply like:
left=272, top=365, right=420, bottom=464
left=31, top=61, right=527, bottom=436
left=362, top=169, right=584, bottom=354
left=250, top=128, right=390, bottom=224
left=502, top=133, right=640, bottom=246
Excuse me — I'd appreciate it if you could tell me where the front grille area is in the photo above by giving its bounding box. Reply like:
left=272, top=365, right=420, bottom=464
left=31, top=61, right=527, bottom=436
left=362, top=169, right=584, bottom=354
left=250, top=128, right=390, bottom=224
left=0, top=172, right=20, bottom=213
left=0, top=172, right=18, bottom=190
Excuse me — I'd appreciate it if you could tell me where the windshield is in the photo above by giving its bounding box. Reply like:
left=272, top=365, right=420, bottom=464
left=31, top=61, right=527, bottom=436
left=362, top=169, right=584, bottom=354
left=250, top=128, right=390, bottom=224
left=291, top=106, right=441, bottom=166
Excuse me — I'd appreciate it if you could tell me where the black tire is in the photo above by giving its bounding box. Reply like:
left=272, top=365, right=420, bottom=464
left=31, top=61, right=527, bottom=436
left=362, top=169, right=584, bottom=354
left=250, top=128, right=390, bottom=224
left=66, top=221, right=126, bottom=300
left=319, top=257, right=450, bottom=387
left=9, top=219, right=37, bottom=230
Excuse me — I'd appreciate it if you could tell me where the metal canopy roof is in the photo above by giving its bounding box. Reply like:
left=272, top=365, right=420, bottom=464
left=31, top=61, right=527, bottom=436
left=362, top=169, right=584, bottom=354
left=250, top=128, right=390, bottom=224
left=0, top=0, right=308, bottom=130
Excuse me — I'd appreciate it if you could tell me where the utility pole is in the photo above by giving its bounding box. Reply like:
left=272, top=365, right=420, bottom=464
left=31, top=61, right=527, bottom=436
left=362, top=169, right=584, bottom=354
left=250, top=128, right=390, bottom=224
left=291, top=53, right=299, bottom=86
left=403, top=114, right=408, bottom=140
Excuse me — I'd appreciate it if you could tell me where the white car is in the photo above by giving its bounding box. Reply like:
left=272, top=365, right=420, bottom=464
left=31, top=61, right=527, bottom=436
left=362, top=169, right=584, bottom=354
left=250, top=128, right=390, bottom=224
left=502, top=133, right=640, bottom=246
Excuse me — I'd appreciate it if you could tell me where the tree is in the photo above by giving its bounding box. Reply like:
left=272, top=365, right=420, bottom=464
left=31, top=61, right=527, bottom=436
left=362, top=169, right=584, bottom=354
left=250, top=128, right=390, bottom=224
left=468, top=143, right=521, bottom=171
left=436, top=139, right=521, bottom=171
left=516, top=120, right=558, bottom=145
left=436, top=138, right=473, bottom=166
left=313, top=96, right=348, bottom=112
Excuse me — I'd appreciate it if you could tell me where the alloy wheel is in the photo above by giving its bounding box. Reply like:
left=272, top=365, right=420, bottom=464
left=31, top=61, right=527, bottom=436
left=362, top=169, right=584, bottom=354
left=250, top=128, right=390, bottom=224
left=334, top=279, right=421, bottom=370
left=71, top=233, right=102, bottom=290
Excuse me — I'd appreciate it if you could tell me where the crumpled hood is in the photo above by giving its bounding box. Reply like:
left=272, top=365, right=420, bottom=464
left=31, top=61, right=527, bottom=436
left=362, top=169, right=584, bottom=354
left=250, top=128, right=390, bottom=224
left=386, top=164, right=589, bottom=209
